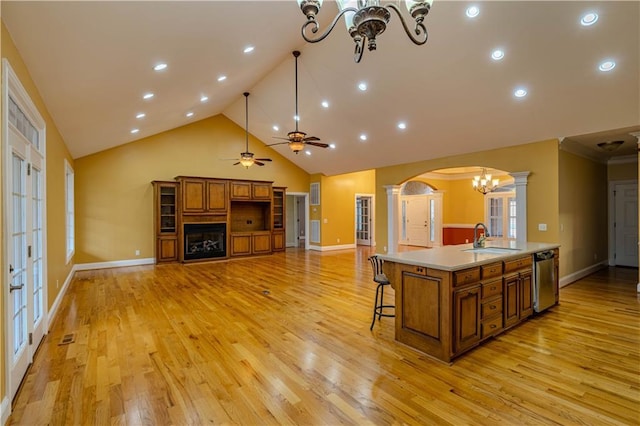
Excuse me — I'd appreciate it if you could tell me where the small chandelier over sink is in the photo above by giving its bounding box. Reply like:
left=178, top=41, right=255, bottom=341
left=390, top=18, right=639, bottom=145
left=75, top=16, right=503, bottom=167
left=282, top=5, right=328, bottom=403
left=296, top=0, right=434, bottom=63
left=472, top=168, right=499, bottom=195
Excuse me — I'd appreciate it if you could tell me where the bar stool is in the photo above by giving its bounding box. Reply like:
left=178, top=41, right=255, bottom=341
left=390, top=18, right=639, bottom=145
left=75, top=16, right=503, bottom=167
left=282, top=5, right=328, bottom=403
left=368, top=255, right=395, bottom=330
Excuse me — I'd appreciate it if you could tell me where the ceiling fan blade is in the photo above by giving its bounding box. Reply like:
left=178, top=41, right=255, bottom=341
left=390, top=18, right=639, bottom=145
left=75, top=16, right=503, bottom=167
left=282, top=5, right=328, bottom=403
left=232, top=162, right=241, bottom=166
left=254, top=161, right=265, bottom=166
left=266, top=141, right=289, bottom=147
left=255, top=158, right=272, bottom=162
left=303, top=136, right=321, bottom=142
left=272, top=136, right=291, bottom=141
left=306, top=141, right=330, bottom=148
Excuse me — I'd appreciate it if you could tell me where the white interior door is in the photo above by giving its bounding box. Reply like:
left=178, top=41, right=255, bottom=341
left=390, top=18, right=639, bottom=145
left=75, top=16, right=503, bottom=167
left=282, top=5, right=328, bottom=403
left=356, top=195, right=373, bottom=246
left=4, top=61, right=47, bottom=401
left=404, top=195, right=429, bottom=247
left=614, top=183, right=638, bottom=267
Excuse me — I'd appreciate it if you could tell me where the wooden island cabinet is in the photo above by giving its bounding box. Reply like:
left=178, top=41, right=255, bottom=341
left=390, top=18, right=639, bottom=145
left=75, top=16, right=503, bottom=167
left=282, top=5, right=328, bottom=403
left=380, top=242, right=559, bottom=363
left=153, top=176, right=285, bottom=263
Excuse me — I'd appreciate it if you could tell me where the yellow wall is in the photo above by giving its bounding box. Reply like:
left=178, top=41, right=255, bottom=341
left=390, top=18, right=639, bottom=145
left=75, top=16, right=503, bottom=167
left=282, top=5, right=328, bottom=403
left=608, top=161, right=637, bottom=181
left=74, top=114, right=310, bottom=263
left=1, top=22, right=75, bottom=400
left=559, top=150, right=608, bottom=277
left=375, top=139, right=561, bottom=254
left=317, top=170, right=375, bottom=246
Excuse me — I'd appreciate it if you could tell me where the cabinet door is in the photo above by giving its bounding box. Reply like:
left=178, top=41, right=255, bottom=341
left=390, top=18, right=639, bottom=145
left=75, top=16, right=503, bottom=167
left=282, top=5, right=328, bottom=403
left=231, top=181, right=251, bottom=199
left=230, top=234, right=251, bottom=256
left=157, top=237, right=178, bottom=263
left=519, top=270, right=533, bottom=319
left=453, top=285, right=481, bottom=354
left=252, top=232, right=272, bottom=254
left=252, top=182, right=272, bottom=200
left=504, top=275, right=519, bottom=327
left=207, top=180, right=228, bottom=212
left=182, top=179, right=206, bottom=213
left=272, top=231, right=285, bottom=252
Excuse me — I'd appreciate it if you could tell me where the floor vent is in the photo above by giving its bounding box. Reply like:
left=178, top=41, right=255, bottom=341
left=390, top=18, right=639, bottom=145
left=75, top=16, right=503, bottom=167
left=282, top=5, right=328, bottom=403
left=58, top=333, right=75, bottom=345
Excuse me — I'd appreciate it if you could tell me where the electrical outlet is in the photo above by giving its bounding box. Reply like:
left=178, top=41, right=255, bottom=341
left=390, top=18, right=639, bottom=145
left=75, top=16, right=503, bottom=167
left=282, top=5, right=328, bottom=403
left=56, top=279, right=59, bottom=289
left=383, top=246, right=387, bottom=252
left=337, top=238, right=340, bottom=243
left=135, top=249, right=140, bottom=256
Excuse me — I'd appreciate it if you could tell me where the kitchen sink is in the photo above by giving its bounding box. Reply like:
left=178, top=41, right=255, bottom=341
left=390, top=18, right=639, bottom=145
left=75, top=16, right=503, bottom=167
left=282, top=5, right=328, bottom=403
left=462, top=247, right=522, bottom=254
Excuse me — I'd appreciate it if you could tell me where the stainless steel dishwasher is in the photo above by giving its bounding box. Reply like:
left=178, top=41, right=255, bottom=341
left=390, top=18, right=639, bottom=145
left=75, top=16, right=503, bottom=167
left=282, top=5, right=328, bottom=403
left=533, top=250, right=555, bottom=313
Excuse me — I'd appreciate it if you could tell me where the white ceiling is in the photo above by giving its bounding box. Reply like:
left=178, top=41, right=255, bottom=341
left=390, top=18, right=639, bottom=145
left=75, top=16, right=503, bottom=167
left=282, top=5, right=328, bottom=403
left=2, top=1, right=639, bottom=176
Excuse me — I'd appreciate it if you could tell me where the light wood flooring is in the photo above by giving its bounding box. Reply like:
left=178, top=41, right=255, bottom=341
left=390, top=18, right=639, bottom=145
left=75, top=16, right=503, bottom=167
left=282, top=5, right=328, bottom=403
left=8, top=248, right=640, bottom=425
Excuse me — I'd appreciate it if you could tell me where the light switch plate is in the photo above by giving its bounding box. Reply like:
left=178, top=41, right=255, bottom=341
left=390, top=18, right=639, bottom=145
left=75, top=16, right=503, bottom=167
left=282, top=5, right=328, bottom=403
left=538, top=223, right=547, bottom=231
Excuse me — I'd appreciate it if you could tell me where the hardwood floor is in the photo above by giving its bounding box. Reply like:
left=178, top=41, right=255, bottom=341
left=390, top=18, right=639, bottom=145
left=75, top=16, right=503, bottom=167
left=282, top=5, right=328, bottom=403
left=8, top=248, right=640, bottom=425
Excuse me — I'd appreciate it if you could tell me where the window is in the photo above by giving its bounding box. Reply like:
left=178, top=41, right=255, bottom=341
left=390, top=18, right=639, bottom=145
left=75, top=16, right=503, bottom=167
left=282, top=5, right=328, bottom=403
left=485, top=192, right=516, bottom=240
left=65, top=159, right=74, bottom=262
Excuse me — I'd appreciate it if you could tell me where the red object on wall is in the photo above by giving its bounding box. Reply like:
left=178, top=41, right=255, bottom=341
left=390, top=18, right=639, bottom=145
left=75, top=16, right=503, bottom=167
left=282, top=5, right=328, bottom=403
left=443, top=227, right=476, bottom=245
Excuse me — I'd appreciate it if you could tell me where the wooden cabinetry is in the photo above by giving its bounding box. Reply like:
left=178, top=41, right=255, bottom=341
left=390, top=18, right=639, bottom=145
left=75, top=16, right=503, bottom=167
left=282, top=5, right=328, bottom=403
left=152, top=181, right=178, bottom=263
left=504, top=255, right=533, bottom=328
left=272, top=187, right=286, bottom=252
left=179, top=177, right=228, bottom=214
left=230, top=231, right=271, bottom=256
left=453, top=283, right=481, bottom=353
left=480, top=261, right=504, bottom=339
left=230, top=181, right=272, bottom=200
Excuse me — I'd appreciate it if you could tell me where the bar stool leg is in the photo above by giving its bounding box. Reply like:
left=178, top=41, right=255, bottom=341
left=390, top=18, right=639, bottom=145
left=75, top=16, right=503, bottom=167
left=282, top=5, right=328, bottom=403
left=370, top=283, right=381, bottom=330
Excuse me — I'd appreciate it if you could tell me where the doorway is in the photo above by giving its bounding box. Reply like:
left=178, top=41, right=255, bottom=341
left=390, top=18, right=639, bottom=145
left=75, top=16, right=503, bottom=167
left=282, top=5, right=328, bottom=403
left=610, top=181, right=638, bottom=267
left=355, top=194, right=374, bottom=246
left=286, top=193, right=308, bottom=249
left=3, top=60, right=48, bottom=402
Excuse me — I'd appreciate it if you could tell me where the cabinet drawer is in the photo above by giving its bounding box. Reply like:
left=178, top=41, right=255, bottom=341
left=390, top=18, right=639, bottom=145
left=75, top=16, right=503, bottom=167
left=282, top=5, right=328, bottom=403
left=481, top=262, right=502, bottom=279
left=504, top=256, right=532, bottom=273
left=453, top=267, right=480, bottom=287
left=481, top=296, right=503, bottom=320
left=481, top=279, right=502, bottom=299
left=481, top=315, right=503, bottom=339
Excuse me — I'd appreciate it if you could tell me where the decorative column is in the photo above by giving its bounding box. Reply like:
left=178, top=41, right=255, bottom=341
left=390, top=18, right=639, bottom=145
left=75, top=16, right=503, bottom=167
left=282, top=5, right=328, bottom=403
left=384, top=185, right=402, bottom=254
left=632, top=131, right=640, bottom=293
left=509, top=171, right=530, bottom=244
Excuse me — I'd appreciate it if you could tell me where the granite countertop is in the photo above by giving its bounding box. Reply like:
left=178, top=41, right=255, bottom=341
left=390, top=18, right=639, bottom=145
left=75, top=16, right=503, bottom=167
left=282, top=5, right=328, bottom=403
left=378, top=241, right=559, bottom=271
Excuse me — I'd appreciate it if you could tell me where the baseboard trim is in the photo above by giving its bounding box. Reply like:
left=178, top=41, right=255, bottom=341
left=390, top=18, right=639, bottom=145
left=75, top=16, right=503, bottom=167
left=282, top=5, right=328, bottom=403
left=75, top=257, right=155, bottom=271
left=309, top=244, right=357, bottom=252
left=48, top=265, right=76, bottom=331
left=1, top=396, right=10, bottom=425
left=559, top=260, right=608, bottom=288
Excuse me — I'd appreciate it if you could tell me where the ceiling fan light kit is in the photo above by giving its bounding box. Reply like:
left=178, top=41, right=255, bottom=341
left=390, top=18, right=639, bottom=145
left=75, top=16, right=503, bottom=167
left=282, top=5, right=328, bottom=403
left=297, top=0, right=433, bottom=63
left=597, top=140, right=624, bottom=152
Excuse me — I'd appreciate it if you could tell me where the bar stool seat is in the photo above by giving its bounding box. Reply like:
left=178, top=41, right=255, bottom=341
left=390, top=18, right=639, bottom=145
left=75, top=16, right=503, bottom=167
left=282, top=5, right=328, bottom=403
left=368, top=255, right=395, bottom=330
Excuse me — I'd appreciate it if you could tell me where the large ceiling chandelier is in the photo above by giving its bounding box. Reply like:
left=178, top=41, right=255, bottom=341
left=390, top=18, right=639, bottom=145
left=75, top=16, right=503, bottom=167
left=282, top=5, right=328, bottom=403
left=472, top=168, right=499, bottom=195
left=296, top=0, right=433, bottom=63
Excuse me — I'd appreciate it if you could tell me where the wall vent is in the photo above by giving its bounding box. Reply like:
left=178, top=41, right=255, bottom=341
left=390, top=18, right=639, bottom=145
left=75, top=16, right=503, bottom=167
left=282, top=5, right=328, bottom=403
left=311, top=220, right=320, bottom=243
left=310, top=183, right=320, bottom=206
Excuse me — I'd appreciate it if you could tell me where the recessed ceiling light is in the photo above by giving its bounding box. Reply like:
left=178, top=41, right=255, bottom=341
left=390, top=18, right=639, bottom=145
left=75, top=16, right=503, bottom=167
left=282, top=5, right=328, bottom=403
left=598, top=60, right=616, bottom=72
left=186, top=112, right=194, bottom=118
left=491, top=49, right=505, bottom=61
left=304, top=150, right=311, bottom=156
left=153, top=63, right=167, bottom=72
left=130, top=128, right=140, bottom=134
left=358, top=82, right=368, bottom=91
left=581, top=12, right=599, bottom=26
left=217, top=75, right=227, bottom=82
left=143, top=92, right=154, bottom=100
left=397, top=122, right=407, bottom=130
left=243, top=45, right=255, bottom=54
left=273, top=125, right=279, bottom=131
left=360, top=134, right=367, bottom=141
left=321, top=100, right=329, bottom=108
left=329, top=143, right=336, bottom=149
left=200, top=95, right=209, bottom=102
left=136, top=113, right=146, bottom=119
left=466, top=6, right=480, bottom=18
left=514, top=88, right=528, bottom=98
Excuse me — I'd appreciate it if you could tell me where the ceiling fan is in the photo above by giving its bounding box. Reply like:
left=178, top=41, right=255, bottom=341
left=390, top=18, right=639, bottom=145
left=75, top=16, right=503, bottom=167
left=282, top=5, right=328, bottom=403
left=268, top=51, right=329, bottom=154
left=228, top=92, right=272, bottom=168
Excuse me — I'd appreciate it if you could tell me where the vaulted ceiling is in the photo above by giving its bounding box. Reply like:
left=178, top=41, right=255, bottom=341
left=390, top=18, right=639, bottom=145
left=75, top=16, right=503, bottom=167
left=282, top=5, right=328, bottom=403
left=3, top=1, right=638, bottom=176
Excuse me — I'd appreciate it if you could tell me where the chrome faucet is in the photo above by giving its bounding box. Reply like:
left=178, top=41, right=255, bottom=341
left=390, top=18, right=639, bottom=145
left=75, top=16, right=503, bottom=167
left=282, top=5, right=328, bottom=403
left=473, top=223, right=489, bottom=248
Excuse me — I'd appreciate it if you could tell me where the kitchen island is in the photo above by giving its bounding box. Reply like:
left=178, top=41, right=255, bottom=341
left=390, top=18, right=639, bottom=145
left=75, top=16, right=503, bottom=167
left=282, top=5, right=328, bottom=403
left=379, top=241, right=559, bottom=363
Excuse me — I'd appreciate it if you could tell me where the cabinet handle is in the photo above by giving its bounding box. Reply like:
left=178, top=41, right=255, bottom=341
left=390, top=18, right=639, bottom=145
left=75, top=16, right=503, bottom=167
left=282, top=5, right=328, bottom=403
left=491, top=286, right=497, bottom=291
left=490, top=324, right=497, bottom=329
left=490, top=305, right=496, bottom=310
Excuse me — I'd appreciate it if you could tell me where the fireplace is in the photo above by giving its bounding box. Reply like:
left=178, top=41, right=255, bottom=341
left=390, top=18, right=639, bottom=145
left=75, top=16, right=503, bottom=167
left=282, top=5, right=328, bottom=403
left=184, top=223, right=226, bottom=260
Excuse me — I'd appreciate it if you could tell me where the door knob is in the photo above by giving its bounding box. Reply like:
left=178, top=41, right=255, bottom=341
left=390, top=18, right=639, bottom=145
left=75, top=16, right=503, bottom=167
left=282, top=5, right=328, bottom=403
left=10, top=284, right=24, bottom=292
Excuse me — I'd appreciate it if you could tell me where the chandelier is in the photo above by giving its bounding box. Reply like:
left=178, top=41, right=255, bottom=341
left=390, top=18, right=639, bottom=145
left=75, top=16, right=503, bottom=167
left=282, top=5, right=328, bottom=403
left=472, top=168, right=499, bottom=195
left=296, top=0, right=433, bottom=63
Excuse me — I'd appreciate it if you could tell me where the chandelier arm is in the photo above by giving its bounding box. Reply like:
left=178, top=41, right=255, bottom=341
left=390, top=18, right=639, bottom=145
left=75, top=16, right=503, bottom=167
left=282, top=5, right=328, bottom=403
left=353, top=36, right=365, bottom=63
left=301, top=7, right=358, bottom=44
left=386, top=3, right=429, bottom=46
